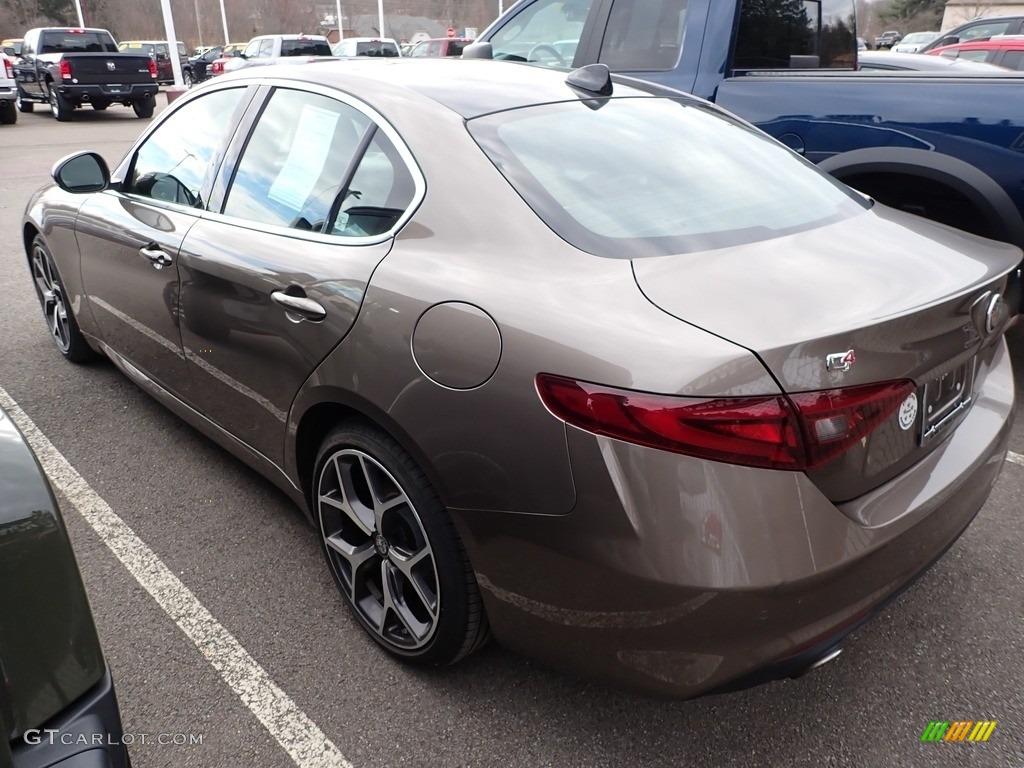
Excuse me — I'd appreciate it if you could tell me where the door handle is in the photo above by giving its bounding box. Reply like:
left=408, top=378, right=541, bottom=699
left=271, top=290, right=326, bottom=322
left=140, top=245, right=173, bottom=269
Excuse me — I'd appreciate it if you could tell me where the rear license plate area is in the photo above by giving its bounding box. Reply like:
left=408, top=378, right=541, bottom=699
left=920, top=357, right=976, bottom=445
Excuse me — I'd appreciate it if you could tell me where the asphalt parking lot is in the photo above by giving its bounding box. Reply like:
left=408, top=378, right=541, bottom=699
left=2, top=96, right=1023, bottom=768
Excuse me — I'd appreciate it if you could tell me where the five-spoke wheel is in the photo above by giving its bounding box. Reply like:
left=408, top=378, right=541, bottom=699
left=30, top=236, right=95, bottom=362
left=315, top=424, right=489, bottom=665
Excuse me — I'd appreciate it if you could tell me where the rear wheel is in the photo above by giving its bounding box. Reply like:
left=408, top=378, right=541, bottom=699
left=314, top=422, right=490, bottom=666
left=0, top=101, right=15, bottom=124
left=132, top=98, right=154, bottom=118
left=47, top=84, right=72, bottom=122
left=182, top=68, right=195, bottom=87
left=30, top=236, right=96, bottom=363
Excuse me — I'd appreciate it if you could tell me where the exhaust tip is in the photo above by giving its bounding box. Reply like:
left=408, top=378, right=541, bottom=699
left=791, top=646, right=842, bottom=679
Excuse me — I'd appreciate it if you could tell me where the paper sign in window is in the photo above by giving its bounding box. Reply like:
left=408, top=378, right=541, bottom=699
left=268, top=103, right=340, bottom=211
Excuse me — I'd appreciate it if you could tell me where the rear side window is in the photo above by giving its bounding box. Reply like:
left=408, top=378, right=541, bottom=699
left=281, top=39, right=332, bottom=56
left=1000, top=49, right=1024, bottom=70
left=599, top=0, right=687, bottom=71
left=223, top=88, right=416, bottom=238
left=469, top=97, right=868, bottom=257
left=733, top=0, right=857, bottom=69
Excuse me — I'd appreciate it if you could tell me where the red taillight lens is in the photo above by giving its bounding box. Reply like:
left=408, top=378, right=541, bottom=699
left=59, top=58, right=72, bottom=79
left=536, top=374, right=914, bottom=471
left=3, top=59, right=11, bottom=79
left=212, top=60, right=222, bottom=74
left=148, top=58, right=157, bottom=78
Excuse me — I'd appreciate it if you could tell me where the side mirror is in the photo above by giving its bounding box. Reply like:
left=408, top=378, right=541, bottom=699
left=52, top=151, right=110, bottom=193
left=3, top=46, right=16, bottom=57
left=461, top=41, right=493, bottom=59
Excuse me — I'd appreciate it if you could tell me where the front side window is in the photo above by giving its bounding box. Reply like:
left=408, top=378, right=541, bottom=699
left=243, top=39, right=261, bottom=58
left=598, top=0, right=687, bottom=71
left=469, top=97, right=868, bottom=257
left=126, top=88, right=247, bottom=208
left=488, top=0, right=594, bottom=66
left=223, top=89, right=416, bottom=237
left=733, top=0, right=856, bottom=70
left=959, top=21, right=1011, bottom=41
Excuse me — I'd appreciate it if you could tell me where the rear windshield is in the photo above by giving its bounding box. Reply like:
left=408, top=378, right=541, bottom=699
left=40, top=31, right=117, bottom=53
left=281, top=40, right=332, bottom=56
left=468, top=97, right=868, bottom=257
left=445, top=40, right=470, bottom=56
left=356, top=41, right=399, bottom=56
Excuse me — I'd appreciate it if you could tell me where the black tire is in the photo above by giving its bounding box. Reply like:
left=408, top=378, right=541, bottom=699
left=314, top=422, right=490, bottom=666
left=29, top=235, right=97, bottom=363
left=182, top=68, right=195, bottom=88
left=47, top=84, right=72, bottom=122
left=0, top=101, right=15, bottom=125
left=17, top=87, right=34, bottom=113
left=132, top=99, right=154, bottom=119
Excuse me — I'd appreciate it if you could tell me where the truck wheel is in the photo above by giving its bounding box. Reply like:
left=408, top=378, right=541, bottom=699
left=0, top=101, right=16, bottom=124
left=133, top=99, right=154, bottom=119
left=17, top=90, right=33, bottom=113
left=47, top=85, right=72, bottom=122
left=182, top=69, right=195, bottom=87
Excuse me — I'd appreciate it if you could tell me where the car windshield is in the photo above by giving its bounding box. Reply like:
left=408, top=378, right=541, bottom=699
left=902, top=33, right=936, bottom=43
left=469, top=97, right=869, bottom=257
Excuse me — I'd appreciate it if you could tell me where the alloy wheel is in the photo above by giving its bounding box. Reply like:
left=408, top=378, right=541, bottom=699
left=317, top=449, right=440, bottom=650
left=31, top=242, right=71, bottom=353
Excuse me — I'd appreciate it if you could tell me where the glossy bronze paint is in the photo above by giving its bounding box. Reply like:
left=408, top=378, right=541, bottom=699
left=0, top=406, right=105, bottom=738
left=22, top=60, right=1021, bottom=696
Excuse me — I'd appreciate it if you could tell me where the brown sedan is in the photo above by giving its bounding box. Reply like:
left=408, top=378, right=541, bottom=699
left=21, top=59, right=1019, bottom=697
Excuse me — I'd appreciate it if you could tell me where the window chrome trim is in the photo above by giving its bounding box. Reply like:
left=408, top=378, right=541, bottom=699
left=196, top=76, right=427, bottom=246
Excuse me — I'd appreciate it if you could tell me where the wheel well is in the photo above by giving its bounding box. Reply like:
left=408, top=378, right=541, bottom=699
left=23, top=223, right=39, bottom=262
left=294, top=402, right=364, bottom=505
left=839, top=171, right=1002, bottom=242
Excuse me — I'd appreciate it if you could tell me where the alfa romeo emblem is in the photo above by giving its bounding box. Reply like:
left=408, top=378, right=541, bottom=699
left=373, top=533, right=390, bottom=558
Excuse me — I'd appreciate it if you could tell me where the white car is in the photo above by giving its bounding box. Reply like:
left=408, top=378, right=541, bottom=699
left=892, top=31, right=940, bottom=53
left=0, top=52, right=16, bottom=124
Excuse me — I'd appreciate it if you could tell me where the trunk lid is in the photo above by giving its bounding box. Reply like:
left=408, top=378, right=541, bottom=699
left=632, top=206, right=1020, bottom=500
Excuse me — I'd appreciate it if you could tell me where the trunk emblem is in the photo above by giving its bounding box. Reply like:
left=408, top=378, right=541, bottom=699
left=107, top=61, right=116, bottom=71
left=825, top=349, right=856, bottom=373
left=984, top=294, right=1008, bottom=335
left=898, top=392, right=918, bottom=431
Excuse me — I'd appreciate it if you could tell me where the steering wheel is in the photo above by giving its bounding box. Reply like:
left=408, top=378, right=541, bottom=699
left=527, top=44, right=567, bottom=67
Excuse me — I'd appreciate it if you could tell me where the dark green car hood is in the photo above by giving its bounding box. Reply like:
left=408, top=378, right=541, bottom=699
left=0, top=405, right=104, bottom=745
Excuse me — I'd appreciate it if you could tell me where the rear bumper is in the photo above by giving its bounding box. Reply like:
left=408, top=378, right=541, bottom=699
left=55, top=83, right=157, bottom=104
left=453, top=338, right=1015, bottom=697
left=10, top=667, right=128, bottom=768
left=0, top=85, right=14, bottom=102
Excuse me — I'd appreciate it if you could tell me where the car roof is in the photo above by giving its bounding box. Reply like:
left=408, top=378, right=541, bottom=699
left=222, top=58, right=668, bottom=119
left=932, top=38, right=1024, bottom=52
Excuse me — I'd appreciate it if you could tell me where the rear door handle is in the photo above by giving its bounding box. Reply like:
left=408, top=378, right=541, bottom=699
left=271, top=290, right=326, bottom=322
left=140, top=245, right=173, bottom=269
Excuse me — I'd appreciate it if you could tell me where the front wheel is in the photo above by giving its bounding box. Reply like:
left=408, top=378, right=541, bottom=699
left=48, top=85, right=73, bottom=121
left=132, top=99, right=154, bottom=118
left=314, top=422, right=490, bottom=666
left=30, top=236, right=97, bottom=363
left=182, top=69, right=195, bottom=88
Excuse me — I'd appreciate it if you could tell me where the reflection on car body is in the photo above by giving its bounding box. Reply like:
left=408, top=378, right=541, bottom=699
left=20, top=59, right=1020, bottom=698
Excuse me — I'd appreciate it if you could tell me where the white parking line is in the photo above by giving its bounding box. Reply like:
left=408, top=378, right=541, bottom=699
left=1009, top=451, right=1024, bottom=467
left=0, top=387, right=351, bottom=768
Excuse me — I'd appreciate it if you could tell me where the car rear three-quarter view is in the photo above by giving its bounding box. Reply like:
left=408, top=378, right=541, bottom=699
left=21, top=59, right=1018, bottom=698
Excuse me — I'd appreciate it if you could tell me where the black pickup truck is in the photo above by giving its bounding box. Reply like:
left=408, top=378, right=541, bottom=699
left=8, top=27, right=158, bottom=121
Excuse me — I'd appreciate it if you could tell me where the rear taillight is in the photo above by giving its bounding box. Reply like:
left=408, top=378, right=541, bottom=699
left=212, top=60, right=222, bottom=74
left=536, top=374, right=915, bottom=471
left=148, top=58, right=157, bottom=78
left=59, top=58, right=72, bottom=79
left=3, top=58, right=11, bottom=79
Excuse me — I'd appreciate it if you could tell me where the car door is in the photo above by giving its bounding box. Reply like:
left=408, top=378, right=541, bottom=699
left=176, top=84, right=421, bottom=464
left=13, top=30, right=42, bottom=99
left=76, top=85, right=252, bottom=402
